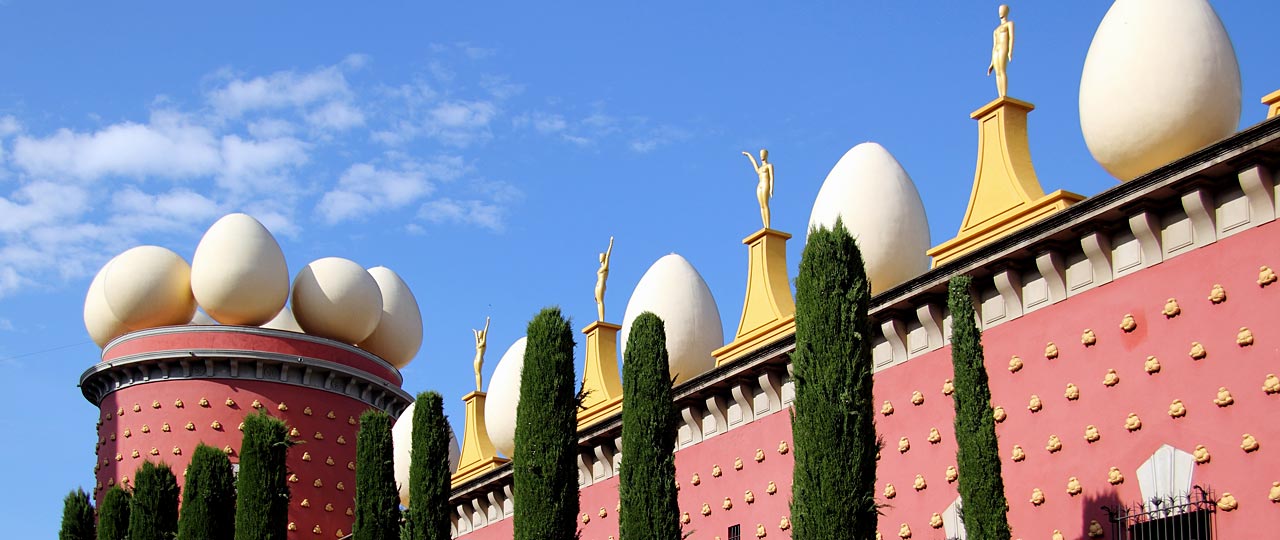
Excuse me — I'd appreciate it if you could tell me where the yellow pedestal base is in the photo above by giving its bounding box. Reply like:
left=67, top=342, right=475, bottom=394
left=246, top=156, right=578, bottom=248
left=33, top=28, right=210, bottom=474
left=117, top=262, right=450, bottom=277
left=714, top=228, right=796, bottom=367
left=928, top=97, right=1083, bottom=267
left=1264, top=89, right=1280, bottom=119
left=577, top=321, right=623, bottom=428
left=451, top=391, right=508, bottom=486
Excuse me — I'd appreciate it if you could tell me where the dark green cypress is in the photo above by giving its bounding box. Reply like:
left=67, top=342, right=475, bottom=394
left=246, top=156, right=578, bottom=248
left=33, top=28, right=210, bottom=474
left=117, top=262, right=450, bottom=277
left=178, top=444, right=237, bottom=540
left=97, top=486, right=131, bottom=540
left=404, top=392, right=452, bottom=540
left=128, top=461, right=180, bottom=540
left=790, top=218, right=879, bottom=538
left=948, top=275, right=1012, bottom=539
left=58, top=487, right=95, bottom=540
left=619, top=312, right=681, bottom=540
left=355, top=409, right=400, bottom=540
left=234, top=412, right=292, bottom=540
left=512, top=307, right=579, bottom=540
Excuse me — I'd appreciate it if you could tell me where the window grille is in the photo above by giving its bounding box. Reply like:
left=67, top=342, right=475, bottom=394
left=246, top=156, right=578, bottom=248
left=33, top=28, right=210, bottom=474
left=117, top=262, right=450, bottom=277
left=728, top=524, right=741, bottom=540
left=1102, top=485, right=1217, bottom=540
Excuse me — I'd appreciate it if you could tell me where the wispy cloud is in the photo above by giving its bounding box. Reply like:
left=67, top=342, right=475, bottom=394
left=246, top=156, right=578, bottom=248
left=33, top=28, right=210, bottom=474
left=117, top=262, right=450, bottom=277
left=419, top=198, right=504, bottom=231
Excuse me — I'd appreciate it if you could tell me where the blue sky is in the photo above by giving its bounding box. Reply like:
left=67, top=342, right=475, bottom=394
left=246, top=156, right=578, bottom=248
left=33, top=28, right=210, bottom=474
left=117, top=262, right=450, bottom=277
left=1, top=1, right=1275, bottom=535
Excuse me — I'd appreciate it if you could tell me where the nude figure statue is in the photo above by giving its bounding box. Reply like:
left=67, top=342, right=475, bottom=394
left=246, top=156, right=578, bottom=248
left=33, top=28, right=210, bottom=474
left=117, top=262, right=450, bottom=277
left=742, top=149, right=774, bottom=229
left=472, top=317, right=490, bottom=392
left=594, top=236, right=614, bottom=321
left=988, top=4, right=1015, bottom=98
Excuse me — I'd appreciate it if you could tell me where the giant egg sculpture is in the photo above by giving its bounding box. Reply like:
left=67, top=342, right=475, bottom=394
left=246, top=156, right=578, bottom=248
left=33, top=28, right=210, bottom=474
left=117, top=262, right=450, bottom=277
left=84, top=257, right=127, bottom=347
left=392, top=400, right=460, bottom=506
left=358, top=267, right=423, bottom=369
left=103, top=246, right=197, bottom=331
left=1079, top=0, right=1241, bottom=181
left=190, top=213, right=289, bottom=325
left=484, top=337, right=527, bottom=458
left=808, top=142, right=930, bottom=295
left=621, top=254, right=723, bottom=385
left=291, top=257, right=384, bottom=344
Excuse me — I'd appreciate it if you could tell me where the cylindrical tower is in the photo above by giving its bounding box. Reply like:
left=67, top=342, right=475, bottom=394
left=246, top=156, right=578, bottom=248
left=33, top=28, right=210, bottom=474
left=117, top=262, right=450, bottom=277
left=81, top=325, right=412, bottom=538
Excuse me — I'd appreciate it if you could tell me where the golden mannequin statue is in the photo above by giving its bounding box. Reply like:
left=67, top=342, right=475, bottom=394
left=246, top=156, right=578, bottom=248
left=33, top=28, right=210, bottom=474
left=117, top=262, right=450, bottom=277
left=742, top=149, right=774, bottom=229
left=988, top=4, right=1014, bottom=98
left=594, top=236, right=614, bottom=321
left=472, top=317, right=490, bottom=392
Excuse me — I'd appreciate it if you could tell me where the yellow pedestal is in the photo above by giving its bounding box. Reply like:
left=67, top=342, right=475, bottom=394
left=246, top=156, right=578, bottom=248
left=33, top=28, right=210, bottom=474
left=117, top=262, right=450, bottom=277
left=713, top=228, right=796, bottom=367
left=1264, top=90, right=1280, bottom=119
left=451, top=391, right=508, bottom=486
left=577, top=321, right=623, bottom=428
left=928, top=97, right=1083, bottom=266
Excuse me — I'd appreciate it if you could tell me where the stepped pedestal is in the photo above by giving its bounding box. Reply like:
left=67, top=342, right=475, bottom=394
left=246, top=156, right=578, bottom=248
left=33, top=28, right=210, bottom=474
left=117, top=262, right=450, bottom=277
left=577, top=321, right=623, bottom=428
left=713, top=228, right=796, bottom=366
left=452, top=391, right=507, bottom=486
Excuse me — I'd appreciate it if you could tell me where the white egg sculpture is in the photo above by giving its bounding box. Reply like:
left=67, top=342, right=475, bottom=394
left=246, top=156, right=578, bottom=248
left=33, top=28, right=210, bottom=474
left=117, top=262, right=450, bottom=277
left=392, top=400, right=461, bottom=507
left=84, top=257, right=127, bottom=347
left=189, top=310, right=218, bottom=326
left=291, top=257, right=383, bottom=344
left=484, top=337, right=527, bottom=458
left=808, top=142, right=931, bottom=294
left=103, top=246, right=197, bottom=331
left=190, top=213, right=290, bottom=325
left=358, top=267, right=423, bottom=369
left=1079, top=0, right=1241, bottom=181
left=261, top=305, right=303, bottom=333
left=620, top=254, right=724, bottom=385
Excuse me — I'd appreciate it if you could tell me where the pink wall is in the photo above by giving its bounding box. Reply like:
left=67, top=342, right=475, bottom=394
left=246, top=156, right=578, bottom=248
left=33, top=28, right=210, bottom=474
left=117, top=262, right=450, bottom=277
left=95, top=378, right=372, bottom=538
left=459, top=222, right=1280, bottom=540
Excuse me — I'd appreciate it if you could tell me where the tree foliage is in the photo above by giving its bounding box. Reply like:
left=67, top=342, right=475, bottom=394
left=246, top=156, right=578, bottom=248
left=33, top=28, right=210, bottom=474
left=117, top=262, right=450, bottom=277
left=790, top=218, right=879, bottom=538
left=948, top=275, right=1012, bottom=540
left=58, top=487, right=95, bottom=540
left=355, top=409, right=400, bottom=540
left=234, top=412, right=291, bottom=540
left=128, top=461, right=180, bottom=540
left=619, top=312, right=681, bottom=540
left=178, top=444, right=237, bottom=540
left=404, top=391, right=452, bottom=540
left=97, top=486, right=131, bottom=540
left=512, top=307, right=579, bottom=540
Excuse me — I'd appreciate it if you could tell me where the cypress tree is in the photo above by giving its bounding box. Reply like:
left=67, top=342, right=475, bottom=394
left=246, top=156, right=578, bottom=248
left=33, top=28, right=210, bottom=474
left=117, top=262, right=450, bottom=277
left=790, top=218, right=879, bottom=538
left=128, top=461, right=180, bottom=540
left=178, top=444, right=237, bottom=540
left=404, top=391, right=452, bottom=540
left=355, top=409, right=400, bottom=540
left=512, top=307, right=579, bottom=540
left=948, top=275, right=1012, bottom=539
left=58, top=487, right=95, bottom=540
left=619, top=312, right=681, bottom=540
left=234, top=412, right=292, bottom=540
left=97, top=486, right=131, bottom=540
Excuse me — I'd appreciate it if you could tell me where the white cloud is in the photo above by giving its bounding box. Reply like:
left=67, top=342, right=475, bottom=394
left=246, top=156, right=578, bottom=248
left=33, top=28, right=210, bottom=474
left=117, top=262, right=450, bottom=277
left=112, top=187, right=221, bottom=227
left=209, top=64, right=352, bottom=117
left=218, top=135, right=308, bottom=193
left=418, top=198, right=503, bottom=231
left=317, top=162, right=444, bottom=224
left=0, top=182, right=89, bottom=234
left=423, top=100, right=497, bottom=147
left=0, top=116, right=21, bottom=137
left=0, top=318, right=13, bottom=331
left=306, top=101, right=365, bottom=131
left=247, top=118, right=296, bottom=139
left=11, top=111, right=222, bottom=181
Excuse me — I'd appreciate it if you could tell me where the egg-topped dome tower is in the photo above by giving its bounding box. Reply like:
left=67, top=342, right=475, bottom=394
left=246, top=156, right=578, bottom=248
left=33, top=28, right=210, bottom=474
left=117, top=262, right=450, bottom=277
left=80, top=213, right=415, bottom=539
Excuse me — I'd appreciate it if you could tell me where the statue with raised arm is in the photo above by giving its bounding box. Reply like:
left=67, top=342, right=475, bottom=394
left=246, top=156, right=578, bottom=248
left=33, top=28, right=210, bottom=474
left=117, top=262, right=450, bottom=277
left=988, top=4, right=1014, bottom=98
left=594, top=236, right=614, bottom=321
left=472, top=317, right=490, bottom=392
left=742, top=149, right=774, bottom=229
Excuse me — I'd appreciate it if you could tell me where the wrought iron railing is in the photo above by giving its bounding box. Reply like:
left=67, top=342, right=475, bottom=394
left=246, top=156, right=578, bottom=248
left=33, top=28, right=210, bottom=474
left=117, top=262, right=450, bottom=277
left=1102, top=485, right=1217, bottom=540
